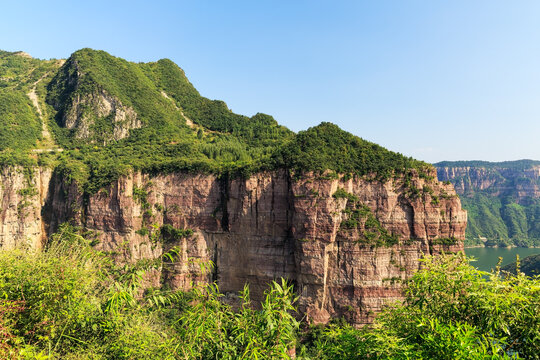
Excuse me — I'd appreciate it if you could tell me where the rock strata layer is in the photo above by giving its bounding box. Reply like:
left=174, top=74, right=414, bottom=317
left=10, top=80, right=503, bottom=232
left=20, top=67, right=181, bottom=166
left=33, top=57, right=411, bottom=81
left=437, top=165, right=540, bottom=201
left=0, top=167, right=466, bottom=325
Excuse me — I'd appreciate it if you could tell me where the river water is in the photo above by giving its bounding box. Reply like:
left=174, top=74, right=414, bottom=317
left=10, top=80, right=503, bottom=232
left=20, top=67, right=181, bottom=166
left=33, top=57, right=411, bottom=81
left=464, top=247, right=540, bottom=273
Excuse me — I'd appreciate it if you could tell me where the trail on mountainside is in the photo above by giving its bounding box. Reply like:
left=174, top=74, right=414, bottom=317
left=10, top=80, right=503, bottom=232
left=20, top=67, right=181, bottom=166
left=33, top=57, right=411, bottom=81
left=27, top=69, right=63, bottom=152
left=160, top=90, right=195, bottom=128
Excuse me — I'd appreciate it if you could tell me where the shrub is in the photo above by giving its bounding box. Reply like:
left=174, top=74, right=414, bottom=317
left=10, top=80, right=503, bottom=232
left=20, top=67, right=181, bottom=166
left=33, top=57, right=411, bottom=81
left=299, top=253, right=538, bottom=359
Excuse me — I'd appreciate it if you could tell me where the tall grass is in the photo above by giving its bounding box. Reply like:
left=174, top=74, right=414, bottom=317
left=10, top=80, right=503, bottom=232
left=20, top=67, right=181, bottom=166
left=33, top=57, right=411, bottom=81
left=0, top=224, right=300, bottom=359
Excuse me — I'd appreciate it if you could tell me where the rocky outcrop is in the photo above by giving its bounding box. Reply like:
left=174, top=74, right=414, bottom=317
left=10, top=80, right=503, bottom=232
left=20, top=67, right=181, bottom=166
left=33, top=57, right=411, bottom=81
left=13, top=51, right=32, bottom=58
left=0, top=167, right=51, bottom=249
left=62, top=89, right=141, bottom=142
left=48, top=57, right=141, bottom=143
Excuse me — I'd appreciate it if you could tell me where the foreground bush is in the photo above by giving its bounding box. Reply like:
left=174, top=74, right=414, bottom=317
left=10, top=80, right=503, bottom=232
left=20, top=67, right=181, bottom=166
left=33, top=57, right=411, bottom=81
left=0, top=227, right=538, bottom=359
left=0, top=225, right=300, bottom=359
left=298, top=253, right=539, bottom=359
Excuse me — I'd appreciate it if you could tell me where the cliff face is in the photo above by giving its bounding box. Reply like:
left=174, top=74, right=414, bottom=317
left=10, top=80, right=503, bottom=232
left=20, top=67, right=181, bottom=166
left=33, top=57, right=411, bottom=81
left=0, top=167, right=51, bottom=249
left=0, top=166, right=465, bottom=325
left=436, top=161, right=540, bottom=247
left=437, top=165, right=540, bottom=201
left=290, top=169, right=464, bottom=324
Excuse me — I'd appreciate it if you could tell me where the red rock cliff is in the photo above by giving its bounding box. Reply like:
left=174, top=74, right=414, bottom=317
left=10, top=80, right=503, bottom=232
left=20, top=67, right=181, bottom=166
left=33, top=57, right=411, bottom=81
left=38, top=167, right=466, bottom=325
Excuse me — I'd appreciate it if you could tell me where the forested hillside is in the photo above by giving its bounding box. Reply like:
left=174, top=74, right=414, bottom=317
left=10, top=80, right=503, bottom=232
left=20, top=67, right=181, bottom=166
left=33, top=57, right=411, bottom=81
left=503, top=253, right=540, bottom=276
left=436, top=160, right=540, bottom=247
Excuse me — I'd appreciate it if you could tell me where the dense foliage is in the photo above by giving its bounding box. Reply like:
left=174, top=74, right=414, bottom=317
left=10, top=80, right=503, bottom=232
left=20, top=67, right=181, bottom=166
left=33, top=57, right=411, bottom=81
left=0, top=91, right=41, bottom=151
left=279, top=122, right=428, bottom=180
left=0, top=225, right=300, bottom=359
left=1, top=230, right=538, bottom=359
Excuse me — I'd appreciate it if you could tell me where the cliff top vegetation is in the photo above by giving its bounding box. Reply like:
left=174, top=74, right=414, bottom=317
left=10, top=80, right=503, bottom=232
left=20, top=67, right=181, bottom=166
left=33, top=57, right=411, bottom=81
left=1, top=48, right=431, bottom=192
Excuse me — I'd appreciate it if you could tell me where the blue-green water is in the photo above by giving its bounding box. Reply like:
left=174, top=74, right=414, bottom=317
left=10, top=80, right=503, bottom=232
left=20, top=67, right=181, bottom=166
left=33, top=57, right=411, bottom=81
left=464, top=247, right=540, bottom=273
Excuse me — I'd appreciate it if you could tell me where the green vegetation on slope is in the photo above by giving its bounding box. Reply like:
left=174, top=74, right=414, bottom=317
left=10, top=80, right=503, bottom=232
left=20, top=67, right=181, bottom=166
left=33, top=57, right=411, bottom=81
left=47, top=49, right=187, bottom=136
left=503, top=254, right=540, bottom=276
left=0, top=48, right=431, bottom=194
left=39, top=49, right=293, bottom=192
left=463, top=197, right=540, bottom=248
left=460, top=194, right=509, bottom=244
left=140, top=58, right=293, bottom=147
left=0, top=51, right=50, bottom=91
left=0, top=91, right=41, bottom=151
left=0, top=50, right=64, bottom=168
left=278, top=122, right=429, bottom=180
left=1, top=230, right=537, bottom=359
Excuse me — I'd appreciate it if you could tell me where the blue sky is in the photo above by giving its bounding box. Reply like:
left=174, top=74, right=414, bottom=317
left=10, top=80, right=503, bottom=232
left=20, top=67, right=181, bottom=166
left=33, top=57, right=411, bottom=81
left=2, top=1, right=539, bottom=163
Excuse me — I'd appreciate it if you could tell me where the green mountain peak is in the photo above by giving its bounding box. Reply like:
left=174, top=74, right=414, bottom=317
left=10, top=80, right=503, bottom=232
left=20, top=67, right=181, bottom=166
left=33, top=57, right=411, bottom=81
left=1, top=48, right=428, bottom=193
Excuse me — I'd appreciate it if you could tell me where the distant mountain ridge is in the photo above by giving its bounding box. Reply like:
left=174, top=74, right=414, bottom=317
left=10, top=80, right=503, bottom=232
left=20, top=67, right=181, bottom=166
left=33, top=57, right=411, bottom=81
left=435, top=160, right=540, bottom=247
left=436, top=159, right=540, bottom=170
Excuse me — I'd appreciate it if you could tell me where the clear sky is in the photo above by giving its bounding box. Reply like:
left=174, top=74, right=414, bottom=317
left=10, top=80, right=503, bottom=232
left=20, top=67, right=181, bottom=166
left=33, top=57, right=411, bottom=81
left=2, top=1, right=539, bottom=163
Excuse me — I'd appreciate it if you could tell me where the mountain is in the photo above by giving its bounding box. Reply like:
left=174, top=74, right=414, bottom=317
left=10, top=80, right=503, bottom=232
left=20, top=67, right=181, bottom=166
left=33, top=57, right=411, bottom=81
left=0, top=48, right=466, bottom=325
left=436, top=160, right=540, bottom=247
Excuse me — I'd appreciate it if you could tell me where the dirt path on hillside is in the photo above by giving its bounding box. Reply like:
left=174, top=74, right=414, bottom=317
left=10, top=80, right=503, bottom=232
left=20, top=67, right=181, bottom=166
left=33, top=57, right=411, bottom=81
left=160, top=90, right=195, bottom=128
left=27, top=68, right=63, bottom=152
left=27, top=73, right=52, bottom=143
